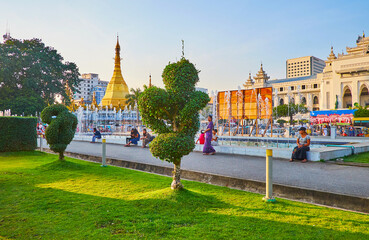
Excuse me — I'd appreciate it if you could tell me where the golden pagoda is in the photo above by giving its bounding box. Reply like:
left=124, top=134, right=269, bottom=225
left=101, top=37, right=129, bottom=109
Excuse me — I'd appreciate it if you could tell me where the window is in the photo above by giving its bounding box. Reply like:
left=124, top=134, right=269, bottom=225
left=302, top=85, right=306, bottom=90
left=313, top=96, right=319, bottom=104
left=280, top=87, right=283, bottom=92
left=313, top=84, right=318, bottom=88
left=291, top=86, right=294, bottom=90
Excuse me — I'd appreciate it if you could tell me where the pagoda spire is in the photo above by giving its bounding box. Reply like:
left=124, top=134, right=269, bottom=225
left=100, top=36, right=130, bottom=108
left=243, top=72, right=254, bottom=89
left=149, top=74, right=152, bottom=87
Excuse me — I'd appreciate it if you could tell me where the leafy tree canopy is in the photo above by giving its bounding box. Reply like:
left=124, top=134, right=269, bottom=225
left=273, top=103, right=308, bottom=124
left=0, top=37, right=80, bottom=115
left=353, top=102, right=369, bottom=117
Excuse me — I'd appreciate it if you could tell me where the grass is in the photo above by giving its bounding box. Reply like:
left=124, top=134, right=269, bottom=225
left=343, top=152, right=369, bottom=164
left=0, top=152, right=368, bottom=239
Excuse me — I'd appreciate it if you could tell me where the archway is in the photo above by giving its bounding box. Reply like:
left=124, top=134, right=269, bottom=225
left=290, top=98, right=295, bottom=104
left=313, top=96, right=319, bottom=104
left=279, top=98, right=284, bottom=105
left=342, top=87, right=352, bottom=108
left=360, top=86, right=369, bottom=107
left=301, top=97, right=307, bottom=105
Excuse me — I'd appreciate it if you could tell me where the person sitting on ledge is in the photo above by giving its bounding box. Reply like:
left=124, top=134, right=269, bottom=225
left=211, top=129, right=218, bottom=146
left=91, top=128, right=101, bottom=143
left=141, top=129, right=154, bottom=148
left=196, top=130, right=205, bottom=145
left=125, top=128, right=140, bottom=147
left=290, top=127, right=310, bottom=163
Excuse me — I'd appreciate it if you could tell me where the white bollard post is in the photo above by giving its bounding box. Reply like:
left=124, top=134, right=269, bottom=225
left=263, top=149, right=276, bottom=203
left=101, top=138, right=107, bottom=167
left=40, top=135, right=43, bottom=152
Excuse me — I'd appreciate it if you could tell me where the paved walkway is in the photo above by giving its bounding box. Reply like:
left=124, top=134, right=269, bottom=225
left=40, top=139, right=369, bottom=198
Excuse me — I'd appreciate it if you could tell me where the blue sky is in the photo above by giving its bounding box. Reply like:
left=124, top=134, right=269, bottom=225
left=2, top=0, right=369, bottom=92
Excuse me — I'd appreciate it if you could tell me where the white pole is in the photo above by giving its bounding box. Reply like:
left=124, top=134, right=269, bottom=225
left=263, top=149, right=276, bottom=203
left=40, top=135, right=43, bottom=152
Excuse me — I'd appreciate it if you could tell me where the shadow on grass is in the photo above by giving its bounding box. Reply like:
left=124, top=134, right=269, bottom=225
left=2, top=184, right=367, bottom=240
left=1, top=151, right=369, bottom=239
left=36, top=159, right=88, bottom=171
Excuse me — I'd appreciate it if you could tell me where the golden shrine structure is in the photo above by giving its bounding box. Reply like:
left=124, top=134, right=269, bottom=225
left=100, top=37, right=130, bottom=109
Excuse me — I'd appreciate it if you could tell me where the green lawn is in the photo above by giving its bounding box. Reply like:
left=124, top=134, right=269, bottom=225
left=0, top=152, right=368, bottom=239
left=343, top=152, right=369, bottom=164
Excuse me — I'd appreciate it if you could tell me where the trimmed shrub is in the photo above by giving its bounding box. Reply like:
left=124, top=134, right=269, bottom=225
left=41, top=104, right=77, bottom=160
left=138, top=58, right=209, bottom=189
left=0, top=117, right=37, bottom=152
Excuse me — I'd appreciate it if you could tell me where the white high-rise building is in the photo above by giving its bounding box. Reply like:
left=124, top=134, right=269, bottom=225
left=74, top=73, right=108, bottom=103
left=286, top=56, right=325, bottom=79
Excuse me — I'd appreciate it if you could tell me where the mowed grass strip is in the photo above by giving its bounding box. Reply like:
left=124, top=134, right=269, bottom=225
left=0, top=151, right=368, bottom=240
left=344, top=151, right=369, bottom=164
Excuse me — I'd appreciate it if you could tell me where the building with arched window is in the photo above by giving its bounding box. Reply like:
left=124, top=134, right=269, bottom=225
left=320, top=33, right=369, bottom=110
left=242, top=32, right=369, bottom=111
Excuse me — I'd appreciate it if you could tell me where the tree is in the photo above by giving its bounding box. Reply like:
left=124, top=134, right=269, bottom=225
left=199, top=105, right=212, bottom=120
left=273, top=103, right=308, bottom=124
left=353, top=102, right=369, bottom=117
left=138, top=58, right=209, bottom=189
left=0, top=37, right=80, bottom=115
left=125, top=88, right=142, bottom=126
left=41, top=104, right=77, bottom=160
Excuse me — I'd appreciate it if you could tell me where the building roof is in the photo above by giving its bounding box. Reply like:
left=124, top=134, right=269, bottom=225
left=268, top=74, right=317, bottom=84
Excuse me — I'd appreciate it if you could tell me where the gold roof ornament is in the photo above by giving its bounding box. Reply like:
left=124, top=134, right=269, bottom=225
left=149, top=74, right=152, bottom=87
left=101, top=36, right=130, bottom=109
left=243, top=72, right=254, bottom=89
left=328, top=46, right=337, bottom=60
left=253, top=63, right=270, bottom=85
left=92, top=92, right=98, bottom=107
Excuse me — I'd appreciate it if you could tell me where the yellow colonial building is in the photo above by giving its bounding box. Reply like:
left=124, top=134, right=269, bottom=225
left=243, top=32, right=369, bottom=111
left=100, top=37, right=130, bottom=109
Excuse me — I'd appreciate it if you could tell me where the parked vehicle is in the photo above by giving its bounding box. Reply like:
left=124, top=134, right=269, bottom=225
left=265, top=128, right=286, bottom=137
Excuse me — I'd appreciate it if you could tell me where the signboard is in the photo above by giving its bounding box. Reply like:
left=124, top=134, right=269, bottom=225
left=217, top=87, right=273, bottom=120
left=309, top=109, right=356, bottom=125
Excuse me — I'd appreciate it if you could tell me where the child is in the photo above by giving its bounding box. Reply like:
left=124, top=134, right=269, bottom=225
left=196, top=130, right=205, bottom=144
left=211, top=129, right=218, bottom=146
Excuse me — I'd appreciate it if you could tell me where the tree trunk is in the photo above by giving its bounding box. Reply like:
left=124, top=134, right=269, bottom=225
left=171, top=161, right=183, bottom=190
left=59, top=152, right=64, bottom=161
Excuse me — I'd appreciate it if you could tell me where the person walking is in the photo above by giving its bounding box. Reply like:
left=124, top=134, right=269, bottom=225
left=203, top=115, right=216, bottom=155
left=290, top=127, right=310, bottom=163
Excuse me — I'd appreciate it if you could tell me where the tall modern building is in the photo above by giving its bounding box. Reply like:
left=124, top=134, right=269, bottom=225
left=74, top=73, right=107, bottom=103
left=286, top=56, right=325, bottom=78
left=91, top=83, right=108, bottom=105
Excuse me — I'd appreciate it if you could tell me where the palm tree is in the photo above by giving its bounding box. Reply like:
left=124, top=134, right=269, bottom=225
left=125, top=88, right=142, bottom=127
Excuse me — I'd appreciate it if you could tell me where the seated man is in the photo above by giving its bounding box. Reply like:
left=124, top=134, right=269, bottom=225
left=141, top=129, right=155, bottom=148
left=125, top=128, right=140, bottom=147
left=91, top=128, right=101, bottom=143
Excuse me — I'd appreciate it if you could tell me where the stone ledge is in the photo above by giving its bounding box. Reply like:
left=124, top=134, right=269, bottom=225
left=39, top=148, right=369, bottom=214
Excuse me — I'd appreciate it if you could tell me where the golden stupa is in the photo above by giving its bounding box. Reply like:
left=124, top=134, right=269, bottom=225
left=101, top=37, right=129, bottom=109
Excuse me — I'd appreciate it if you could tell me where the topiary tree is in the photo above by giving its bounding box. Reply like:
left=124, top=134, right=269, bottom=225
left=41, top=104, right=77, bottom=160
left=138, top=58, right=209, bottom=189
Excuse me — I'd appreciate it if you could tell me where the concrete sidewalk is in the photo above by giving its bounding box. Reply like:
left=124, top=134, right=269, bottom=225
left=40, top=139, right=369, bottom=198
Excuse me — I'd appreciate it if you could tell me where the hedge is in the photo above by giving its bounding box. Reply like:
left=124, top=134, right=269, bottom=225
left=0, top=117, right=37, bottom=152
